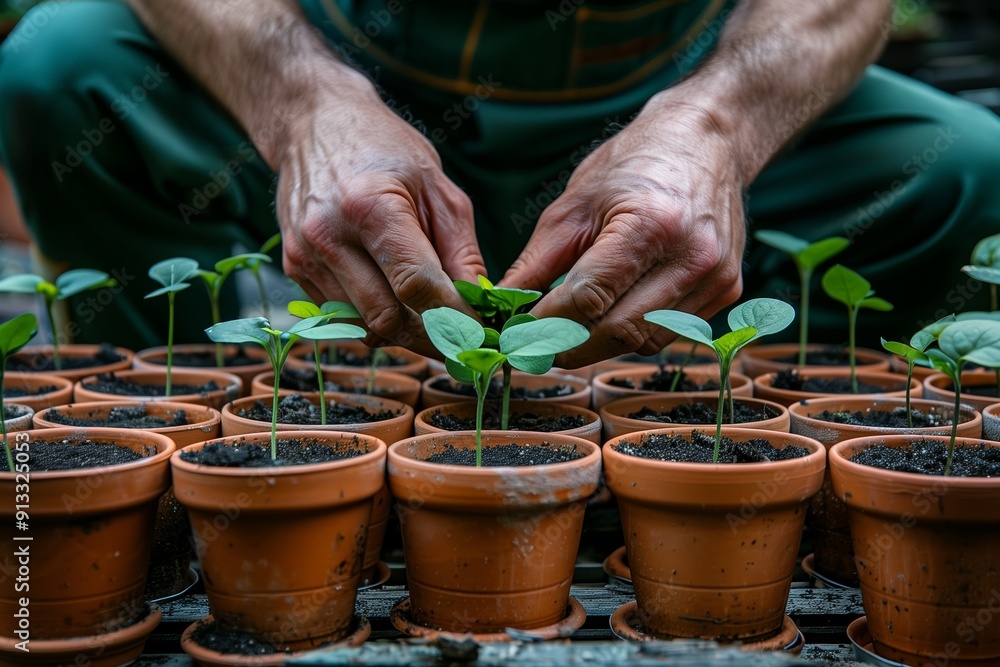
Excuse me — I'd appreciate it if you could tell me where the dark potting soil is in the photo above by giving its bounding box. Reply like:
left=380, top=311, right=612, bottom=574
left=850, top=439, right=1000, bottom=477
left=277, top=367, right=384, bottom=395
left=305, top=348, right=407, bottom=368
left=423, top=442, right=583, bottom=467
left=5, top=342, right=124, bottom=372
left=627, top=401, right=778, bottom=425
left=772, top=350, right=852, bottom=366
left=81, top=373, right=221, bottom=397
left=145, top=347, right=261, bottom=368
left=428, top=376, right=575, bottom=399
left=771, top=369, right=894, bottom=395
left=237, top=393, right=397, bottom=425
left=607, top=369, right=720, bottom=392
left=2, top=405, right=23, bottom=420
left=619, top=351, right=716, bottom=366
left=189, top=620, right=279, bottom=656
left=3, top=384, right=56, bottom=398
left=812, top=407, right=949, bottom=428
left=180, top=438, right=364, bottom=468
left=43, top=404, right=189, bottom=429
left=427, top=410, right=586, bottom=432
left=0, top=438, right=146, bottom=472
left=614, top=430, right=809, bottom=464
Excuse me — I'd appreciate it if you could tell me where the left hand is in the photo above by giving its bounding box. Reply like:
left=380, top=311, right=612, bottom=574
left=500, top=97, right=747, bottom=367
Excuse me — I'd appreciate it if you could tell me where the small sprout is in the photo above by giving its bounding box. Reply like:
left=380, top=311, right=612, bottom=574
left=644, top=298, right=795, bottom=462
left=821, top=265, right=894, bottom=394
left=754, top=231, right=849, bottom=365
left=880, top=340, right=929, bottom=429
left=454, top=275, right=542, bottom=323
left=146, top=258, right=200, bottom=397
left=0, top=313, right=37, bottom=473
left=0, top=269, right=116, bottom=370
left=207, top=314, right=365, bottom=460
left=196, top=252, right=273, bottom=367
left=251, top=233, right=282, bottom=320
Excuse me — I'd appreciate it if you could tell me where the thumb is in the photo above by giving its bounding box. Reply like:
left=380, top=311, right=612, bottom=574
left=499, top=204, right=593, bottom=291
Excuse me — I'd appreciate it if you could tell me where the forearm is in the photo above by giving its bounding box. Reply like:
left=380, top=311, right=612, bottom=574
left=646, top=0, right=894, bottom=183
left=125, top=0, right=380, bottom=168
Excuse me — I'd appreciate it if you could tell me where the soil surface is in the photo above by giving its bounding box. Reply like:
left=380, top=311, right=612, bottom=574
left=181, top=437, right=365, bottom=468
left=276, top=367, right=385, bottom=395
left=3, top=384, right=56, bottom=398
left=772, top=350, right=852, bottom=366
left=43, top=404, right=189, bottom=429
left=850, top=439, right=1000, bottom=477
left=614, top=430, right=809, bottom=464
left=0, top=439, right=145, bottom=472
left=303, top=348, right=407, bottom=368
left=626, top=401, right=777, bottom=425
left=81, top=373, right=220, bottom=397
left=6, top=342, right=123, bottom=372
left=811, top=407, right=949, bottom=428
left=618, top=350, right=716, bottom=366
left=771, top=370, right=894, bottom=395
left=423, top=442, right=584, bottom=466
left=189, top=620, right=280, bottom=656
left=2, top=405, right=22, bottom=420
left=145, top=347, right=261, bottom=368
left=427, top=410, right=586, bottom=432
left=429, top=376, right=575, bottom=399
left=607, top=369, right=720, bottom=392
left=238, top=393, right=397, bottom=425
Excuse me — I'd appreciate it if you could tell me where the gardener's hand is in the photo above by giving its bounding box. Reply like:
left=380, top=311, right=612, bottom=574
left=500, top=99, right=745, bottom=367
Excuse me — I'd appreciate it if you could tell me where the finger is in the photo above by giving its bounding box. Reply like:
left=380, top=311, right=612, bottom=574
left=498, top=198, right=596, bottom=291
left=425, top=183, right=488, bottom=283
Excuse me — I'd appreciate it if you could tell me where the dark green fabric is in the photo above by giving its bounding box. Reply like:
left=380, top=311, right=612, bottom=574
left=0, top=0, right=998, bottom=352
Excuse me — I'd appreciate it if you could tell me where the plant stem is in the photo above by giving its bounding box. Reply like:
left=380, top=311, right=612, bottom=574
left=367, top=349, right=386, bottom=395
left=713, top=361, right=730, bottom=464
left=669, top=341, right=698, bottom=392
left=271, top=360, right=281, bottom=460
left=314, top=341, right=327, bottom=425
left=848, top=305, right=858, bottom=394
left=166, top=292, right=175, bottom=398
left=906, top=360, right=914, bottom=429
left=798, top=267, right=811, bottom=366
left=726, top=376, right=734, bottom=424
left=211, top=295, right=223, bottom=368
left=254, top=269, right=270, bottom=321
left=992, top=284, right=997, bottom=312
left=501, top=363, right=512, bottom=430
left=45, top=298, right=60, bottom=371
left=1, top=369, right=12, bottom=474
left=944, top=371, right=961, bottom=477
left=475, top=381, right=485, bottom=468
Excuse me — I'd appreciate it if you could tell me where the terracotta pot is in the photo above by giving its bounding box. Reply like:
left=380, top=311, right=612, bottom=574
left=889, top=353, right=937, bottom=381
left=287, top=340, right=428, bottom=379
left=0, top=428, right=174, bottom=641
left=924, top=369, right=1000, bottom=413
left=33, top=400, right=222, bottom=448
left=414, top=399, right=602, bottom=445
left=753, top=368, right=921, bottom=407
left=133, top=344, right=270, bottom=396
left=2, top=372, right=73, bottom=411
left=600, top=395, right=789, bottom=442
left=388, top=431, right=601, bottom=633
left=591, top=365, right=752, bottom=411
left=420, top=370, right=592, bottom=410
left=830, top=434, right=1000, bottom=665
left=73, top=369, right=242, bottom=410
left=7, top=344, right=133, bottom=382
left=603, top=427, right=825, bottom=640
left=739, top=343, right=888, bottom=379
left=557, top=341, right=723, bottom=382
left=982, top=402, right=1000, bottom=442
left=790, top=397, right=982, bottom=585
left=171, top=431, right=386, bottom=650
left=2, top=403, right=33, bottom=433
left=251, top=367, right=421, bottom=408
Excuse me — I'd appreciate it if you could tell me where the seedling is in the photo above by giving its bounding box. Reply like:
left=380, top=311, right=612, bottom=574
left=367, top=349, right=389, bottom=395
left=146, top=258, right=200, bottom=397
left=286, top=300, right=363, bottom=425
left=422, top=307, right=589, bottom=466
left=645, top=298, right=795, bottom=462
left=454, top=275, right=542, bottom=325
left=196, top=252, right=272, bottom=366
left=881, top=314, right=957, bottom=428
left=962, top=237, right=1000, bottom=393
left=0, top=314, right=37, bottom=473
left=924, top=319, right=1000, bottom=475
left=821, top=265, right=894, bottom=393
left=0, top=269, right=116, bottom=370
left=249, top=233, right=281, bottom=320
left=754, top=231, right=849, bottom=365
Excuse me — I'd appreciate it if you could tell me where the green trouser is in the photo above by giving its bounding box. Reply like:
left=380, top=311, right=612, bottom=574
left=1, top=0, right=999, bottom=351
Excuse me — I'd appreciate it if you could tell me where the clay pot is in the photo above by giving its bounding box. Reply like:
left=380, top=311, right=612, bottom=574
left=830, top=434, right=1000, bottom=665
left=420, top=371, right=592, bottom=410
left=387, top=431, right=601, bottom=633
left=171, top=431, right=386, bottom=650
left=924, top=369, right=1000, bottom=413
left=557, top=341, right=722, bottom=382
left=888, top=353, right=937, bottom=381
left=603, top=427, right=825, bottom=640
left=287, top=340, right=428, bottom=379
left=7, top=344, right=133, bottom=382
left=982, top=402, right=1000, bottom=442
left=592, top=366, right=752, bottom=411
left=73, top=369, right=242, bottom=410
left=33, top=400, right=222, bottom=448
left=600, top=395, right=789, bottom=442
left=2, top=403, right=33, bottom=433
left=414, top=400, right=602, bottom=445
left=753, top=368, right=921, bottom=407
left=133, top=343, right=270, bottom=396
left=0, top=428, right=174, bottom=642
left=251, top=368, right=421, bottom=408
left=739, top=343, right=888, bottom=379
left=789, top=397, right=982, bottom=585
left=2, top=372, right=73, bottom=411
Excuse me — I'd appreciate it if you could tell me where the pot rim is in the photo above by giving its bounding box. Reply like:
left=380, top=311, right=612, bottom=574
left=251, top=367, right=421, bottom=391
left=600, top=395, right=788, bottom=428
left=74, top=368, right=243, bottom=395
left=789, top=396, right=981, bottom=432
left=33, top=399, right=221, bottom=434
left=415, top=399, right=600, bottom=427
left=593, top=365, right=750, bottom=386
left=2, top=370, right=74, bottom=390
left=221, top=391, right=414, bottom=426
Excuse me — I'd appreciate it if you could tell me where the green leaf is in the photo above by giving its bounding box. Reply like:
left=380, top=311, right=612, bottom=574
left=858, top=297, right=894, bottom=312
left=487, top=286, right=542, bottom=315
left=454, top=280, right=495, bottom=315
left=260, top=233, right=282, bottom=255
left=483, top=327, right=501, bottom=349
left=321, top=301, right=361, bottom=319
left=821, top=264, right=871, bottom=307
left=144, top=282, right=191, bottom=299
left=478, top=275, right=494, bottom=290
left=0, top=313, right=38, bottom=359
left=196, top=270, right=221, bottom=289
left=499, top=317, right=590, bottom=358
left=215, top=252, right=271, bottom=277
left=925, top=348, right=959, bottom=380
left=445, top=357, right=475, bottom=384
left=149, top=257, right=200, bottom=289
left=502, top=313, right=536, bottom=331
left=911, top=314, right=957, bottom=350
left=798, top=237, right=850, bottom=271
left=55, top=269, right=116, bottom=298
left=287, top=314, right=332, bottom=333
left=956, top=311, right=1000, bottom=323
left=971, top=233, right=1000, bottom=268
left=422, top=307, right=485, bottom=362
left=205, top=317, right=272, bottom=346
left=643, top=310, right=714, bottom=347
left=294, top=322, right=367, bottom=341
left=754, top=230, right=808, bottom=256
left=882, top=338, right=920, bottom=361
left=508, top=354, right=555, bottom=375
left=726, top=298, right=794, bottom=342
left=288, top=300, right=322, bottom=319
left=961, top=265, right=1000, bottom=285
left=456, top=348, right=506, bottom=377
left=940, top=320, right=1000, bottom=368
left=713, top=326, right=757, bottom=360
left=0, top=274, right=45, bottom=294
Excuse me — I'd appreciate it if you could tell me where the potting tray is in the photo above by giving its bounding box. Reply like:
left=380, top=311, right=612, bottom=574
left=135, top=584, right=868, bottom=666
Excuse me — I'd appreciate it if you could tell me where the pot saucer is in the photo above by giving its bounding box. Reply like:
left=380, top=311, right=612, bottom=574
left=846, top=616, right=909, bottom=667
left=390, top=596, right=586, bottom=642
left=602, top=546, right=632, bottom=586
left=359, top=561, right=391, bottom=590
left=610, top=601, right=803, bottom=654
left=0, top=603, right=162, bottom=667
left=800, top=553, right=858, bottom=590
left=180, top=615, right=371, bottom=666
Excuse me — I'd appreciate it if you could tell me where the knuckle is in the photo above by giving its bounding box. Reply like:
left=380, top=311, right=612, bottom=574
left=392, top=265, right=433, bottom=305
left=568, top=280, right=615, bottom=323
left=366, top=304, right=407, bottom=340
left=611, top=318, right=648, bottom=352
